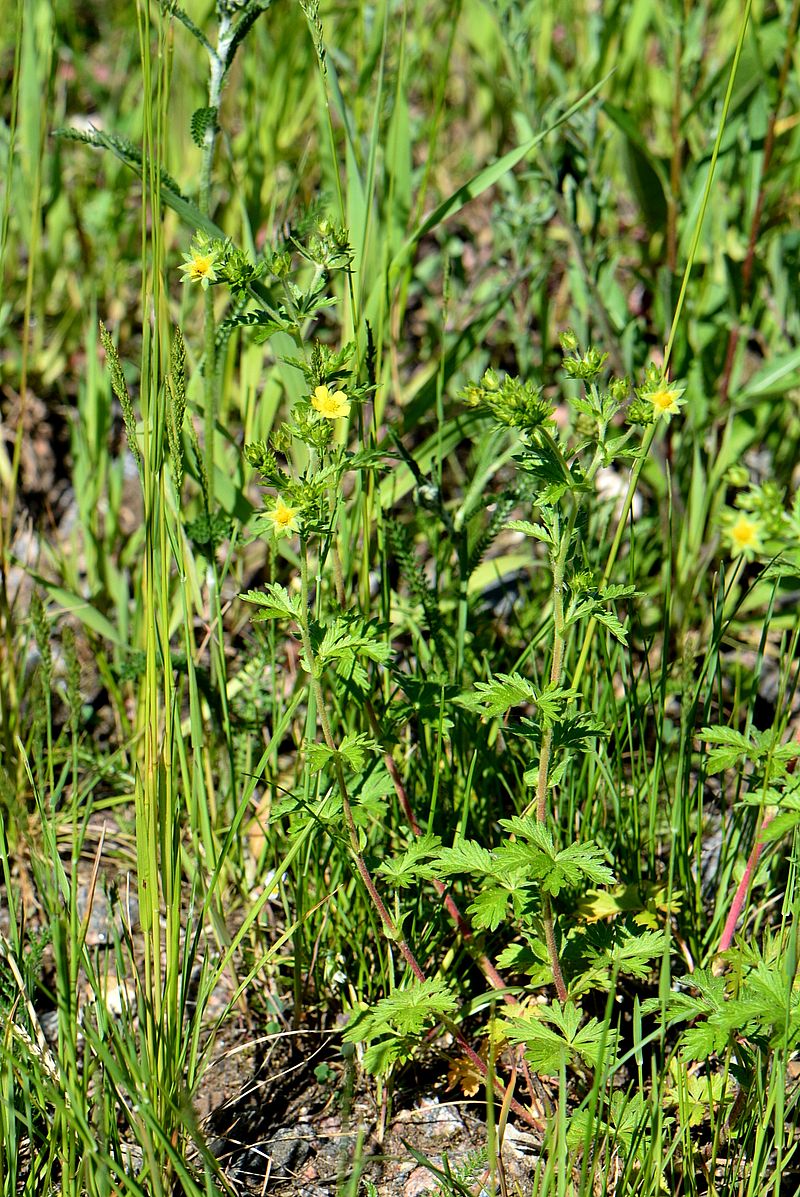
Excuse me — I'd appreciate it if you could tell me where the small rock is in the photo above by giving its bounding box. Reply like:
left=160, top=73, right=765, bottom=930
left=403, top=1164, right=436, bottom=1197
left=266, top=1123, right=315, bottom=1174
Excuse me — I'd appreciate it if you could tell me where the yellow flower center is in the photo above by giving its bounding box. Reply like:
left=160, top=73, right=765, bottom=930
left=728, top=513, right=761, bottom=552
left=179, top=248, right=218, bottom=289
left=648, top=386, right=681, bottom=416
left=266, top=498, right=299, bottom=534
left=188, top=254, right=215, bottom=281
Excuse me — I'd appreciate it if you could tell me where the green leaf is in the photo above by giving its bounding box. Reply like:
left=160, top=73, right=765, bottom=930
left=190, top=106, right=217, bottom=147
left=306, top=733, right=379, bottom=776
left=593, top=608, right=629, bottom=644
left=505, top=518, right=552, bottom=544
left=436, top=840, right=497, bottom=878
left=306, top=740, right=334, bottom=774
left=467, top=885, right=511, bottom=932
left=458, top=672, right=538, bottom=717
left=338, top=733, right=379, bottom=772
left=377, top=834, right=442, bottom=889
left=240, top=583, right=301, bottom=622
left=344, top=979, right=458, bottom=1042
left=363, top=1038, right=406, bottom=1076
left=699, top=725, right=754, bottom=773
left=578, top=925, right=666, bottom=983
left=503, top=1001, right=617, bottom=1075
left=497, top=819, right=614, bottom=896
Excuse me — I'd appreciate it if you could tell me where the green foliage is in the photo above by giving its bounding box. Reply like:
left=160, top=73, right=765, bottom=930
left=6, top=0, right=800, bottom=1192
left=344, top=979, right=458, bottom=1076
left=502, top=1001, right=618, bottom=1075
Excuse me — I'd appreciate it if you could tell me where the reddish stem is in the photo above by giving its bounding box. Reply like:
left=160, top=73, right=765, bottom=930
left=717, top=810, right=774, bottom=954
left=366, top=701, right=513, bottom=998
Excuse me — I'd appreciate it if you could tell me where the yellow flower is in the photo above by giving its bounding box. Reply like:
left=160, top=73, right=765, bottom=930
left=311, top=384, right=350, bottom=420
left=723, top=512, right=764, bottom=559
left=646, top=383, right=685, bottom=419
left=179, top=247, right=218, bottom=289
left=264, top=496, right=300, bottom=536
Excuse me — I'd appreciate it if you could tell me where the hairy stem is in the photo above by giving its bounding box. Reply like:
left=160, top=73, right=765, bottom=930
left=535, top=517, right=570, bottom=1003
left=718, top=810, right=774, bottom=954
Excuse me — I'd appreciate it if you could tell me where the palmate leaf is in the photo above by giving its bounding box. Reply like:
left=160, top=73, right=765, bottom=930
left=459, top=675, right=576, bottom=722
left=363, top=1038, right=406, bottom=1076
left=467, top=885, right=512, bottom=931
left=567, top=1091, right=650, bottom=1154
left=344, top=979, right=458, bottom=1043
left=306, top=733, right=379, bottom=776
left=699, top=725, right=753, bottom=773
left=496, top=818, right=614, bottom=897
left=377, top=834, right=442, bottom=889
left=680, top=1020, right=731, bottom=1062
left=316, top=617, right=392, bottom=668
left=308, top=616, right=392, bottom=691
left=564, top=583, right=636, bottom=643
left=517, top=710, right=607, bottom=749
left=458, top=672, right=538, bottom=717
left=503, top=1001, right=617, bottom=1075
left=240, top=583, right=301, bottom=622
left=572, top=924, right=666, bottom=985
left=641, top=968, right=733, bottom=1060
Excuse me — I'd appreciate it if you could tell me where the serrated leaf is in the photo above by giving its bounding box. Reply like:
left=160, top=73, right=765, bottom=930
left=581, top=925, right=666, bottom=981
left=307, top=733, right=378, bottom=776
left=337, top=732, right=379, bottom=772
left=377, top=834, right=442, bottom=889
left=458, top=672, right=538, bottom=717
left=505, top=518, right=552, bottom=544
left=240, top=583, right=300, bottom=622
left=363, top=1038, right=406, bottom=1076
left=694, top=718, right=752, bottom=775
left=760, top=809, right=800, bottom=841
left=344, top=979, right=457, bottom=1043
left=593, top=608, right=629, bottom=644
left=533, top=684, right=580, bottom=724
left=681, top=1020, right=729, bottom=1062
left=467, top=885, right=511, bottom=931
left=499, top=815, right=554, bottom=852
left=550, top=842, right=615, bottom=893
left=307, top=739, right=334, bottom=773
left=504, top=1001, right=617, bottom=1075
left=436, top=840, right=496, bottom=878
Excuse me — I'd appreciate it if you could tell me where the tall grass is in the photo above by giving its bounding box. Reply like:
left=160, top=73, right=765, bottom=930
left=1, top=0, right=800, bottom=1194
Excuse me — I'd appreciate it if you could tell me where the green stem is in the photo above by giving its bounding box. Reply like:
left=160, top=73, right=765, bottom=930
left=572, top=423, right=657, bottom=692
left=534, top=514, right=570, bottom=1003
left=198, top=15, right=232, bottom=506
